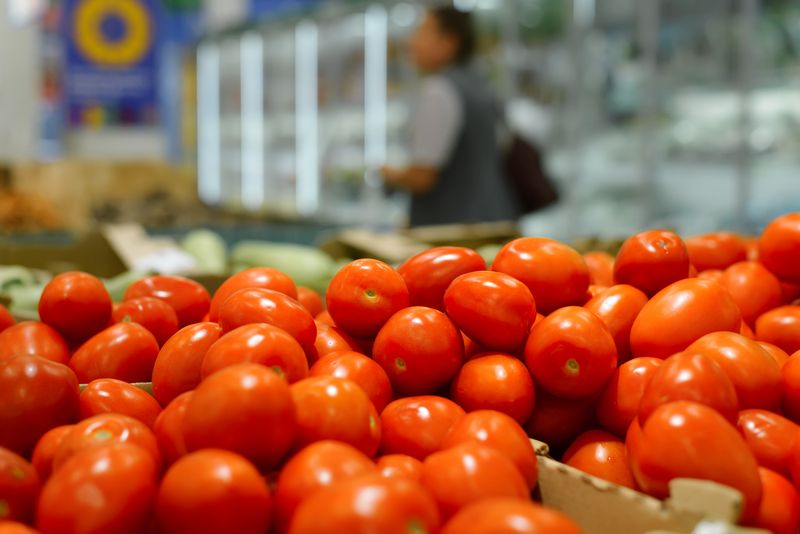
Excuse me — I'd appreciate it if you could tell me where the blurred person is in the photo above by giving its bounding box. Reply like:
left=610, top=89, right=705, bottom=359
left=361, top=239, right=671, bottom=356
left=381, top=5, right=520, bottom=227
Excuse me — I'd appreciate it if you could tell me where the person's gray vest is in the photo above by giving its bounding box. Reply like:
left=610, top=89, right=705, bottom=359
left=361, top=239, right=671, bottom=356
left=409, top=65, right=520, bottom=227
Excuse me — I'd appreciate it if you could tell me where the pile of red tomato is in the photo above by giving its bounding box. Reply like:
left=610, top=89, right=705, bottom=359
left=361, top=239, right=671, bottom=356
left=2, top=213, right=800, bottom=534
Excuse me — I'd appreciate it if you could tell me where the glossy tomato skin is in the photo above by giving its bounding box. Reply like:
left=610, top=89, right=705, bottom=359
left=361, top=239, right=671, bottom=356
left=750, top=468, right=800, bottom=534
left=38, top=271, right=112, bottom=345
left=0, top=321, right=69, bottom=365
left=450, top=354, right=535, bottom=424
left=525, top=391, right=596, bottom=452
left=583, top=251, right=615, bottom=287
left=755, top=305, right=800, bottom=355
left=759, top=342, right=790, bottom=368
left=380, top=396, right=465, bottom=460
left=0, top=447, right=40, bottom=524
left=493, top=237, right=589, bottom=314
left=524, top=306, right=617, bottom=399
left=296, top=286, right=324, bottom=317
left=0, top=522, right=40, bottom=534
left=201, top=323, right=308, bottom=384
left=69, top=322, right=159, bottom=383
left=210, top=267, right=298, bottom=321
left=613, top=230, right=690, bottom=297
left=31, top=425, right=73, bottom=481
left=562, top=430, right=635, bottom=489
left=440, top=498, right=583, bottom=534
left=759, top=212, right=800, bottom=283
left=737, top=409, right=799, bottom=477
left=638, top=352, right=739, bottom=424
left=398, top=246, right=486, bottom=311
left=0, top=355, right=79, bottom=457
left=719, top=261, right=783, bottom=326
left=79, top=378, right=162, bottom=428
left=326, top=259, right=410, bottom=338
left=36, top=443, right=158, bottom=534
left=584, top=284, right=649, bottom=361
left=697, top=269, right=724, bottom=282
left=373, top=306, right=463, bottom=396
left=686, top=232, right=748, bottom=272
left=629, top=278, right=742, bottom=358
left=151, top=322, right=221, bottom=407
left=376, top=454, right=424, bottom=482
left=153, top=391, right=192, bottom=466
left=124, top=275, right=210, bottom=327
left=156, top=449, right=272, bottom=534
left=309, top=351, right=392, bottom=413
left=783, top=282, right=800, bottom=304
left=183, top=364, right=296, bottom=471
left=783, top=352, right=800, bottom=422
left=596, top=357, right=662, bottom=438
left=112, top=296, right=179, bottom=347
left=630, top=401, right=762, bottom=522
left=0, top=304, right=14, bottom=334
left=313, top=323, right=360, bottom=360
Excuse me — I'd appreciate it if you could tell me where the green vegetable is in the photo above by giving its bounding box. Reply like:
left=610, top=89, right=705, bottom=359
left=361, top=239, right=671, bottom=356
left=181, top=229, right=228, bottom=275
left=0, top=266, right=46, bottom=293
left=6, top=284, right=44, bottom=319
left=476, top=244, right=504, bottom=268
left=231, top=241, right=336, bottom=288
left=103, top=271, right=147, bottom=302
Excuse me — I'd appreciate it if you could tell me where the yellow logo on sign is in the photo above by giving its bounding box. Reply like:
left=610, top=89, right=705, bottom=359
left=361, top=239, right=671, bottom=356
left=74, top=0, right=152, bottom=67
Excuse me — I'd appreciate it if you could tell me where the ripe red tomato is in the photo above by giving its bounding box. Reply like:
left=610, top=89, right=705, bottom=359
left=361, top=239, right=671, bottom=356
left=0, top=447, right=39, bottom=523
left=313, top=323, right=360, bottom=360
left=737, top=409, right=799, bottom=477
left=288, top=474, right=440, bottom=534
left=524, top=306, right=617, bottom=399
left=584, top=284, right=648, bottom=361
left=613, top=230, right=690, bottom=296
left=209, top=267, right=298, bottom=321
left=36, top=443, right=158, bottom=534
left=596, top=357, right=662, bottom=437
left=697, top=269, right=724, bottom=282
left=315, top=310, right=335, bottom=326
left=0, top=522, right=40, bottom=534
left=524, top=390, right=596, bottom=451
left=783, top=282, right=800, bottom=304
left=440, top=498, right=583, bottom=534
left=30, top=425, right=73, bottom=481
left=296, top=286, right=324, bottom=317
left=719, top=261, right=783, bottom=326
left=79, top=378, right=161, bottom=428
left=309, top=351, right=392, bottom=413
left=783, top=352, right=800, bottom=422
left=373, top=306, right=463, bottom=396
left=274, top=440, right=376, bottom=532
left=759, top=212, right=800, bottom=283
left=583, top=251, right=615, bottom=287
left=421, top=442, right=529, bottom=519
left=629, top=401, right=762, bottom=522
left=326, top=259, right=410, bottom=338
left=290, top=376, right=380, bottom=457
left=151, top=322, right=221, bottom=407
left=493, top=237, right=589, bottom=314
left=759, top=342, right=790, bottom=368
left=685, top=332, right=782, bottom=411
left=750, top=467, right=800, bottom=534
left=156, top=449, right=272, bottom=534
left=0, top=321, right=69, bottom=365
left=450, top=354, right=535, bottom=424
left=629, top=278, right=742, bottom=358
left=0, top=304, right=14, bottom=334
left=153, top=391, right=192, bottom=466
left=686, top=232, right=747, bottom=271
left=398, top=246, right=486, bottom=311
left=0, top=355, right=79, bottom=457
left=755, top=305, right=800, bottom=355
left=112, top=296, right=179, bottom=346
left=441, top=410, right=538, bottom=489
left=124, top=275, right=211, bottom=327
left=201, top=323, right=308, bottom=383
left=38, top=271, right=112, bottom=345
left=376, top=454, right=424, bottom=482
left=380, top=396, right=465, bottom=460
left=69, top=322, right=159, bottom=383
left=562, top=430, right=635, bottom=488
left=638, top=352, right=739, bottom=424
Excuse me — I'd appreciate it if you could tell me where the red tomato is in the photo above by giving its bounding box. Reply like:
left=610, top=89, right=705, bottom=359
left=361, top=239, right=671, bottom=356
left=737, top=409, right=799, bottom=477
left=30, top=425, right=73, bottom=481
left=69, top=322, right=159, bottom=383
left=296, top=286, right=324, bottom=317
left=79, top=378, right=161, bottom=428
left=751, top=468, right=800, bottom=534
left=153, top=391, right=192, bottom=466
left=450, top=354, right=535, bottom=424
left=613, top=230, right=690, bottom=296
left=309, top=351, right=392, bottom=413
left=697, top=269, right=724, bottom=282
left=740, top=319, right=755, bottom=339
left=583, top=251, right=615, bottom=287
left=380, top=396, right=465, bottom=460
left=719, top=261, right=783, bottom=326
left=685, top=332, right=782, bottom=410
left=783, top=352, right=800, bottom=422
left=290, top=376, right=380, bottom=457
left=112, top=296, right=179, bottom=346
left=315, top=310, right=335, bottom=326
left=759, top=212, right=800, bottom=283
left=373, top=306, right=463, bottom=396
left=0, top=321, right=69, bottom=365
left=462, top=333, right=487, bottom=361
left=398, top=246, right=486, bottom=311
left=0, top=447, right=39, bottom=524
left=584, top=284, right=649, bottom=361
left=562, top=430, right=635, bottom=488
left=596, top=357, right=662, bottom=437
left=376, top=454, right=424, bottom=482
left=151, top=322, right=221, bottom=407
left=287, top=474, right=440, bottom=534
left=440, top=498, right=582, bottom=534
left=0, top=304, right=14, bottom=334
left=0, top=522, right=40, bottom=534
left=209, top=267, right=298, bottom=321
left=441, top=410, right=538, bottom=490
left=493, top=237, right=589, bottom=314
left=686, top=232, right=747, bottom=271
left=746, top=237, right=760, bottom=260
left=629, top=401, right=762, bottom=522
left=124, top=275, right=210, bottom=327
left=0, top=355, right=79, bottom=457
left=36, top=443, right=158, bottom=534
left=38, top=271, right=112, bottom=345
left=156, top=449, right=272, bottom=534
left=183, top=364, right=295, bottom=471
left=755, top=305, right=800, bottom=355
left=274, top=440, right=376, bottom=532
left=326, top=259, right=410, bottom=338
left=759, top=341, right=790, bottom=368
left=524, top=391, right=596, bottom=451
left=524, top=306, right=617, bottom=399
left=313, top=323, right=360, bottom=360
left=201, top=323, right=308, bottom=383
left=421, top=442, right=529, bottom=519
left=629, top=278, right=742, bottom=358
left=783, top=282, right=800, bottom=304
left=638, top=352, right=739, bottom=424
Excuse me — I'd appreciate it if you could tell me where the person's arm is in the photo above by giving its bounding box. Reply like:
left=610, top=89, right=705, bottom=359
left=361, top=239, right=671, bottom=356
left=381, top=165, right=438, bottom=194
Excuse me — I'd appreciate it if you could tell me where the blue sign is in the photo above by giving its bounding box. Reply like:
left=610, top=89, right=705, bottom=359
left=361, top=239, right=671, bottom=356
left=63, top=0, right=158, bottom=126
left=249, top=0, right=321, bottom=19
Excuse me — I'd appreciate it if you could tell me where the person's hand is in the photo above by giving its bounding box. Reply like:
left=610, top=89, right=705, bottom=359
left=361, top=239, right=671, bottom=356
left=380, top=165, right=403, bottom=187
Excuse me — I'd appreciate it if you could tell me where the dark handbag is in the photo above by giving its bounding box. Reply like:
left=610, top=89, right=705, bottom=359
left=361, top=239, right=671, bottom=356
left=503, top=134, right=559, bottom=213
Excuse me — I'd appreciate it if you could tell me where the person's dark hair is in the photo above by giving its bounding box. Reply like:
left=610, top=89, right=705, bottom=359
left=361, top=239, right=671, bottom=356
left=429, top=5, right=476, bottom=63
